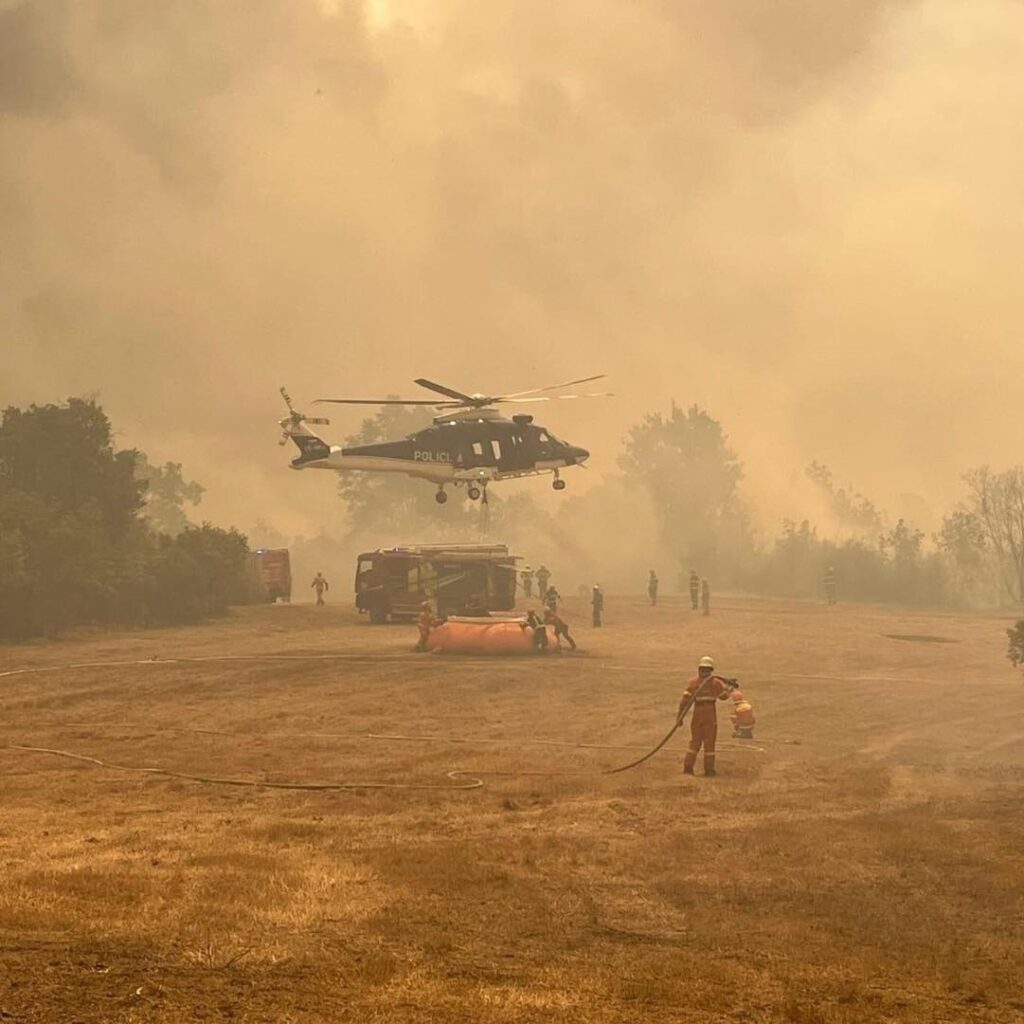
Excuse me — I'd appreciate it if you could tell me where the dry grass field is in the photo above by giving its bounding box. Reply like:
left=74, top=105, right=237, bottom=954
left=1, top=593, right=1023, bottom=1023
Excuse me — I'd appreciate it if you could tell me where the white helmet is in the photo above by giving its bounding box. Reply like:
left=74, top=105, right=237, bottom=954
left=698, top=655, right=715, bottom=669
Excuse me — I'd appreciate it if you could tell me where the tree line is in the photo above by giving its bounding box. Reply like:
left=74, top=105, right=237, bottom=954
left=8, top=395, right=1021, bottom=649
left=333, top=402, right=1024, bottom=613
left=0, top=398, right=260, bottom=640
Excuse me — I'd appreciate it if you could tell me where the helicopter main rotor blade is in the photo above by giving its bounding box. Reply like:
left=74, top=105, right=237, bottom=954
left=413, top=379, right=478, bottom=403
left=315, top=398, right=460, bottom=406
left=498, top=374, right=607, bottom=401
left=501, top=391, right=614, bottom=403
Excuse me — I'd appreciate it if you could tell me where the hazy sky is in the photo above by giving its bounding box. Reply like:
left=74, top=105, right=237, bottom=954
left=3, top=0, right=1023, bottom=536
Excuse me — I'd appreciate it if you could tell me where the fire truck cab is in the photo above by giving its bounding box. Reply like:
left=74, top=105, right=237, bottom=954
left=355, top=544, right=518, bottom=623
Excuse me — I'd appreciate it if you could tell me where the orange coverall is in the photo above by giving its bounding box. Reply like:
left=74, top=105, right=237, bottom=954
left=730, top=688, right=755, bottom=739
left=680, top=674, right=731, bottom=773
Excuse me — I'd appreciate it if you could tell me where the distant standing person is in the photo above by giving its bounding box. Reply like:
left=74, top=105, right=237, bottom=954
left=535, top=565, right=551, bottom=597
left=689, top=570, right=700, bottom=611
left=544, top=585, right=560, bottom=612
left=701, top=578, right=711, bottom=617
left=311, top=572, right=329, bottom=606
left=520, top=565, right=534, bottom=599
left=591, top=584, right=604, bottom=627
left=823, top=565, right=838, bottom=605
left=648, top=570, right=659, bottom=607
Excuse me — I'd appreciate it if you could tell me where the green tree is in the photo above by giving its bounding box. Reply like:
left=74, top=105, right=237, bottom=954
left=0, top=397, right=260, bottom=638
left=0, top=491, right=120, bottom=636
left=618, top=403, right=751, bottom=577
left=134, top=454, right=205, bottom=536
left=0, top=398, right=143, bottom=534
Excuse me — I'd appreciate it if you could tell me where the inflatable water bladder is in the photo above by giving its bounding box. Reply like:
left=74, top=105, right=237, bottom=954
left=427, top=618, right=536, bottom=655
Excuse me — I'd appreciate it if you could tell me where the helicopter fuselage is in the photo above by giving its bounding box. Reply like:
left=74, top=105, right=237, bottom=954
left=288, top=410, right=589, bottom=485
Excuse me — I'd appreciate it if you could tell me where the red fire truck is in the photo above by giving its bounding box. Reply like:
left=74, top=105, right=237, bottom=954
left=249, top=548, right=292, bottom=603
left=355, top=544, right=518, bottom=623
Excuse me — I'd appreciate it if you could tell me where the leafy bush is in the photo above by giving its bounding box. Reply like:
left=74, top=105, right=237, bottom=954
left=0, top=399, right=260, bottom=640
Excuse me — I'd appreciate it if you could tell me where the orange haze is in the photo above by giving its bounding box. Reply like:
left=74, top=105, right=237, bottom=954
left=3, top=0, right=1023, bottom=540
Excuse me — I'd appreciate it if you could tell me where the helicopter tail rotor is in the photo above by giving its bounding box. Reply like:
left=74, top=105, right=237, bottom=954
left=279, top=386, right=330, bottom=444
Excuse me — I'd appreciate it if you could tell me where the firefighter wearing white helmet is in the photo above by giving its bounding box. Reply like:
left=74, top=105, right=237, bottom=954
left=678, top=655, right=734, bottom=777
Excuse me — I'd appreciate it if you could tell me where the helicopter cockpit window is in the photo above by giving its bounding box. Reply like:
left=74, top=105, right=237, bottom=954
left=538, top=430, right=551, bottom=443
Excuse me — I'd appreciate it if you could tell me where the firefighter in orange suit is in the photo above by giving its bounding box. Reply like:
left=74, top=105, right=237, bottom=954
left=725, top=679, right=755, bottom=739
left=679, top=655, right=732, bottom=777
left=415, top=601, right=437, bottom=652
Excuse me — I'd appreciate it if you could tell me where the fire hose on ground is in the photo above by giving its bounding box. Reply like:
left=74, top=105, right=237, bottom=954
left=0, top=659, right=760, bottom=793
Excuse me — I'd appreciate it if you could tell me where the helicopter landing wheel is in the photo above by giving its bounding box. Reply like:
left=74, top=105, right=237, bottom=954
left=552, top=478, right=566, bottom=491
left=467, top=485, right=482, bottom=501
left=435, top=488, right=448, bottom=505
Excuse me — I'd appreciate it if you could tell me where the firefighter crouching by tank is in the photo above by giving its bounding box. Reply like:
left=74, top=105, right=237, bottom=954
left=415, top=601, right=438, bottom=652
left=724, top=678, right=755, bottom=740
left=543, top=607, right=576, bottom=650
left=679, top=655, right=732, bottom=777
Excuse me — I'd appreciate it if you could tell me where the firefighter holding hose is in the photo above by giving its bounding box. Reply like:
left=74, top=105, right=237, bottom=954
left=679, top=655, right=733, bottom=777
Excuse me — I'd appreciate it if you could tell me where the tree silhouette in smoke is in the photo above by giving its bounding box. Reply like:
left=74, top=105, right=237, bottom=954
left=134, top=454, right=205, bottom=537
left=618, top=403, right=752, bottom=577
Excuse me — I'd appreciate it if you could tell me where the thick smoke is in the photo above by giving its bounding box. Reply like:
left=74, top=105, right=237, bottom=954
left=2, top=0, right=1022, bottom=540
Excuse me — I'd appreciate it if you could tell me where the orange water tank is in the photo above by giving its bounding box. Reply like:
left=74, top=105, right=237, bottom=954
left=427, top=619, right=537, bottom=655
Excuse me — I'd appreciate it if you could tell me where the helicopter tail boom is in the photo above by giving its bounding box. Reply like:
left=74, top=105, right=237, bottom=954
left=279, top=386, right=334, bottom=467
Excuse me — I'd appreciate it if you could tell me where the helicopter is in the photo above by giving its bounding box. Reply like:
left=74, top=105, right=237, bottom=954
left=278, top=376, right=608, bottom=504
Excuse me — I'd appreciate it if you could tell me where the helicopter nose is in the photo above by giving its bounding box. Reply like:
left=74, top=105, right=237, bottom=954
left=567, top=446, right=589, bottom=465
